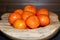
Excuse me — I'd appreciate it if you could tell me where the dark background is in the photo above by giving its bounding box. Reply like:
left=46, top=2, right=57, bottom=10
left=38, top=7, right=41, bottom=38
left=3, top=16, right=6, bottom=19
left=0, top=0, right=60, bottom=40
left=0, top=0, right=60, bottom=20
left=0, top=0, right=60, bottom=12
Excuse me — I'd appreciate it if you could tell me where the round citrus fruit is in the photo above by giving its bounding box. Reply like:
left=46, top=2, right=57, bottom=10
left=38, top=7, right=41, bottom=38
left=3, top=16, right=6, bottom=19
left=24, top=4, right=37, bottom=14
left=26, top=15, right=40, bottom=29
left=13, top=19, right=27, bottom=29
left=37, top=8, right=49, bottom=16
left=14, top=9, right=23, bottom=15
left=8, top=13, right=21, bottom=24
left=38, top=15, right=50, bottom=26
left=22, top=11, right=34, bottom=21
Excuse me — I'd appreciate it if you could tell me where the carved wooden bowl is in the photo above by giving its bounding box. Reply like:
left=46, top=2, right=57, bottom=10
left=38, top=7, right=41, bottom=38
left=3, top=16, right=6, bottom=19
left=0, top=12, right=60, bottom=40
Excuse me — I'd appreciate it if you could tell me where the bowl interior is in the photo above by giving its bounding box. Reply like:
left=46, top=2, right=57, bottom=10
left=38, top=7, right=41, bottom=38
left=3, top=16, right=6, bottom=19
left=0, top=12, right=60, bottom=40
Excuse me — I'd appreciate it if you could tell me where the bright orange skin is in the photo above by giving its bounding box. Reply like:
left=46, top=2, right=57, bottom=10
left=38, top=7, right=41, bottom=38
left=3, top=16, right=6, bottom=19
left=13, top=19, right=27, bottom=29
left=14, top=9, right=23, bottom=15
left=22, top=11, right=34, bottom=21
left=24, top=5, right=37, bottom=14
left=26, top=15, right=40, bottom=29
left=37, top=8, right=49, bottom=16
left=38, top=15, right=50, bottom=26
left=8, top=13, right=21, bottom=24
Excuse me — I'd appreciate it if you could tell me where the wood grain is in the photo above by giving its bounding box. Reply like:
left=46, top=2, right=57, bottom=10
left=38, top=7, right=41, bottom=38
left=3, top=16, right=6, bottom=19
left=0, top=20, right=60, bottom=40
left=0, top=12, right=60, bottom=40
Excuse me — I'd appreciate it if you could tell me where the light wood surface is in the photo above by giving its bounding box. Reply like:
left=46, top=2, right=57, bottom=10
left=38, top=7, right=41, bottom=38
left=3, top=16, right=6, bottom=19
left=0, top=12, right=60, bottom=40
left=0, top=20, right=60, bottom=40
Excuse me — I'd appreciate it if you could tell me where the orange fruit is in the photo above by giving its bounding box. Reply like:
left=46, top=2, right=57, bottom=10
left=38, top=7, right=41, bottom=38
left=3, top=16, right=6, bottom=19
left=8, top=13, right=21, bottom=24
left=26, top=15, right=40, bottom=29
left=37, top=8, right=49, bottom=16
left=24, top=4, right=37, bottom=14
left=13, top=19, right=27, bottom=29
left=38, top=15, right=50, bottom=26
left=14, top=9, right=23, bottom=15
left=22, top=11, right=34, bottom=21
left=26, top=27, right=30, bottom=29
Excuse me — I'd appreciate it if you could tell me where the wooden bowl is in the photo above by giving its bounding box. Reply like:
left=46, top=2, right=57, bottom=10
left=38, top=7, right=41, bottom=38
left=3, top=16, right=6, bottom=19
left=0, top=12, right=60, bottom=40
left=1, top=13, right=11, bottom=20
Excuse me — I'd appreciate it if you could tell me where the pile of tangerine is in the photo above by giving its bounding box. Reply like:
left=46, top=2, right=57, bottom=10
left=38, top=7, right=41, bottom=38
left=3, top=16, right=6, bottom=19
left=8, top=4, right=50, bottom=29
